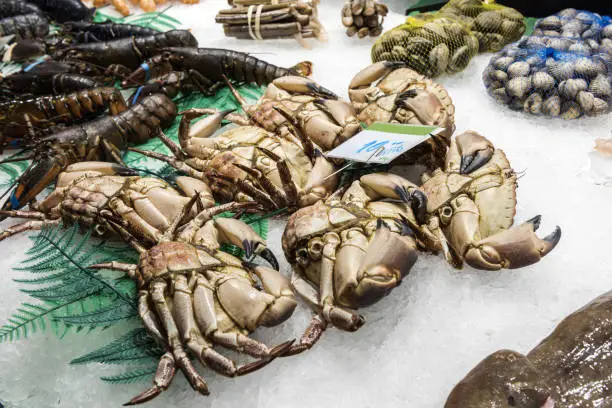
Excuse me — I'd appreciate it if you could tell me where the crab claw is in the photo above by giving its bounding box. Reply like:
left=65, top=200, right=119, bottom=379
left=214, top=217, right=279, bottom=270
left=349, top=60, right=408, bottom=90
left=271, top=76, right=338, bottom=99
left=464, top=216, right=561, bottom=270
left=453, top=131, right=495, bottom=174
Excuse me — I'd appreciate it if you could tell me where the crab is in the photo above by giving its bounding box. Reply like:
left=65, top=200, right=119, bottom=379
left=222, top=76, right=362, bottom=152
left=0, top=162, right=298, bottom=405
left=130, top=108, right=340, bottom=212
left=282, top=131, right=561, bottom=354
left=348, top=60, right=457, bottom=169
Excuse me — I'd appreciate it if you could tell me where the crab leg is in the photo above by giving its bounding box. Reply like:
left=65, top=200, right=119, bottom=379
left=232, top=163, right=289, bottom=207
left=128, top=148, right=206, bottom=180
left=0, top=218, right=61, bottom=242
left=125, top=352, right=176, bottom=406
left=150, top=280, right=210, bottom=395
left=256, top=147, right=298, bottom=205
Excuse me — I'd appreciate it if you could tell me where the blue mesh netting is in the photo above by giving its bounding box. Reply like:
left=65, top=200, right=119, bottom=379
left=482, top=35, right=612, bottom=119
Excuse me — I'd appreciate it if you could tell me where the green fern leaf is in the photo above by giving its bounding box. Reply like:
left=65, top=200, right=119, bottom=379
left=72, top=328, right=162, bottom=365
left=0, top=301, right=67, bottom=342
left=101, top=366, right=158, bottom=384
left=54, top=303, right=136, bottom=327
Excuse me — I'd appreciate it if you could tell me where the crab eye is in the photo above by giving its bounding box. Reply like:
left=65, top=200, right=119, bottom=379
left=439, top=205, right=453, bottom=225
left=297, top=248, right=309, bottom=259
left=308, top=238, right=324, bottom=260
left=161, top=51, right=172, bottom=60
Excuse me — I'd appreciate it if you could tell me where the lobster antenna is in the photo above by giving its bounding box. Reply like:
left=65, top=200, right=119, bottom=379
left=221, top=74, right=249, bottom=112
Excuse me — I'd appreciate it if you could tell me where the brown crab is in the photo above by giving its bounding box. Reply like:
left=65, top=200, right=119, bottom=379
left=348, top=60, right=457, bottom=169
left=131, top=109, right=340, bottom=212
left=0, top=162, right=297, bottom=405
left=282, top=131, right=561, bottom=354
left=224, top=76, right=362, bottom=152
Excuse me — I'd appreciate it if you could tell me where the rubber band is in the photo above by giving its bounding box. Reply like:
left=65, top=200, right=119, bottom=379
left=140, top=62, right=151, bottom=81
left=23, top=57, right=47, bottom=72
left=131, top=86, right=145, bottom=105
left=247, top=5, right=264, bottom=40
left=9, top=191, right=19, bottom=210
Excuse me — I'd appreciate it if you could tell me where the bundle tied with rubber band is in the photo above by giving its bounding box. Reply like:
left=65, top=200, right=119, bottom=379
left=371, top=14, right=479, bottom=77
left=215, top=0, right=325, bottom=48
left=483, top=36, right=612, bottom=119
left=534, top=8, right=612, bottom=55
left=437, top=0, right=526, bottom=52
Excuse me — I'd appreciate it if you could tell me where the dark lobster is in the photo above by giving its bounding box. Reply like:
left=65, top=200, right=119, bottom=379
left=0, top=72, right=102, bottom=102
left=0, top=87, right=128, bottom=149
left=61, top=21, right=160, bottom=42
left=123, top=47, right=312, bottom=95
left=0, top=12, right=49, bottom=40
left=0, top=1, right=43, bottom=17
left=55, top=30, right=198, bottom=72
left=26, top=0, right=95, bottom=23
left=0, top=94, right=177, bottom=216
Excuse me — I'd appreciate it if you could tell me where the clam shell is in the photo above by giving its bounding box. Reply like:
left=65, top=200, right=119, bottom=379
left=574, top=58, right=604, bottom=79
left=499, top=8, right=523, bottom=21
left=501, top=19, right=524, bottom=38
left=490, top=69, right=509, bottom=84
left=586, top=39, right=599, bottom=50
left=404, top=36, right=434, bottom=53
left=581, top=28, right=599, bottom=39
left=591, top=98, right=609, bottom=115
left=448, top=45, right=470, bottom=72
left=508, top=97, right=525, bottom=111
left=485, top=33, right=506, bottom=52
left=548, top=61, right=574, bottom=81
left=429, top=43, right=450, bottom=76
left=465, top=33, right=480, bottom=53
left=601, top=38, right=612, bottom=54
left=603, top=24, right=612, bottom=39
left=532, top=71, right=555, bottom=92
left=575, top=11, right=596, bottom=22
left=377, top=51, right=393, bottom=61
left=568, top=42, right=591, bottom=54
left=475, top=11, right=503, bottom=32
left=524, top=92, right=543, bottom=114
left=391, top=45, right=409, bottom=60
left=537, top=16, right=562, bottom=30
left=422, top=22, right=448, bottom=39
left=492, top=87, right=510, bottom=104
left=557, top=8, right=577, bottom=19
left=560, top=101, right=582, bottom=119
left=494, top=56, right=515, bottom=71
left=507, top=61, right=530, bottom=78
left=576, top=90, right=594, bottom=113
left=588, top=74, right=612, bottom=99
left=506, top=76, right=532, bottom=99
left=542, top=95, right=561, bottom=117
left=526, top=36, right=547, bottom=47
left=559, top=78, right=588, bottom=99
left=563, top=21, right=583, bottom=34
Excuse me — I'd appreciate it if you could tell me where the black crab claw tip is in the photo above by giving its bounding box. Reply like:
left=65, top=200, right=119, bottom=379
left=411, top=190, right=428, bottom=225
left=393, top=185, right=411, bottom=204
left=397, top=89, right=419, bottom=100
left=544, top=226, right=562, bottom=247
left=376, top=218, right=387, bottom=230
left=307, top=83, right=338, bottom=99
left=313, top=148, right=323, bottom=158
left=242, top=239, right=254, bottom=259
left=460, top=149, right=493, bottom=174
left=526, top=215, right=542, bottom=231
left=220, top=108, right=237, bottom=117
left=395, top=214, right=415, bottom=237
left=259, top=247, right=280, bottom=271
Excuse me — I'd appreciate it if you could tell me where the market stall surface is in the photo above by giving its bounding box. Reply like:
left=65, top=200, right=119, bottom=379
left=1, top=1, right=612, bottom=407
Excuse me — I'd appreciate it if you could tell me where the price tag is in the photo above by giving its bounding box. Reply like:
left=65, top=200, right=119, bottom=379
left=326, top=123, right=443, bottom=164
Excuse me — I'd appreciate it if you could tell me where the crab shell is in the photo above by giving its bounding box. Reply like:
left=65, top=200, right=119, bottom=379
left=185, top=125, right=337, bottom=208
left=349, top=65, right=456, bottom=138
left=247, top=78, right=362, bottom=151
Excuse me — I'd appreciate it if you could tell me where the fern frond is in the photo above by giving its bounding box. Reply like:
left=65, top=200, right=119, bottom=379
left=101, top=366, right=158, bottom=384
left=72, top=328, right=162, bottom=365
left=54, top=303, right=136, bottom=327
left=0, top=301, right=67, bottom=342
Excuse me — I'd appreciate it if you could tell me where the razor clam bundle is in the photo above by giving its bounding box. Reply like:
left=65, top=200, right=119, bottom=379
left=341, top=0, right=388, bottom=38
left=438, top=0, right=526, bottom=52
left=215, top=0, right=325, bottom=47
left=483, top=37, right=612, bottom=119
left=534, top=8, right=612, bottom=55
left=371, top=14, right=479, bottom=77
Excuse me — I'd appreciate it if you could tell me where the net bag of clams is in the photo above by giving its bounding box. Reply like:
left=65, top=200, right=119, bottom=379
left=438, top=0, right=526, bottom=52
left=371, top=14, right=479, bottom=77
left=483, top=37, right=612, bottom=119
left=534, top=8, right=612, bottom=55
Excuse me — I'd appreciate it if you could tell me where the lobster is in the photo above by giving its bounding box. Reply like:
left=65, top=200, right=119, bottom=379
left=61, top=21, right=160, bottom=42
left=0, top=94, right=177, bottom=216
left=0, top=87, right=128, bottom=150
left=26, top=0, right=95, bottom=23
left=123, top=47, right=312, bottom=95
left=0, top=72, right=102, bottom=101
left=0, top=1, right=43, bottom=17
left=55, top=30, right=198, bottom=73
left=0, top=12, right=49, bottom=40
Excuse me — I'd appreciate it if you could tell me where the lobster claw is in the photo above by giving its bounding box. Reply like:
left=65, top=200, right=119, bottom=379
left=462, top=216, right=561, bottom=270
left=0, top=155, right=63, bottom=219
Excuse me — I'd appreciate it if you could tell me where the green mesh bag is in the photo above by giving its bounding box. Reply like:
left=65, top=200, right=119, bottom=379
left=371, top=13, right=479, bottom=77
left=439, top=0, right=526, bottom=52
